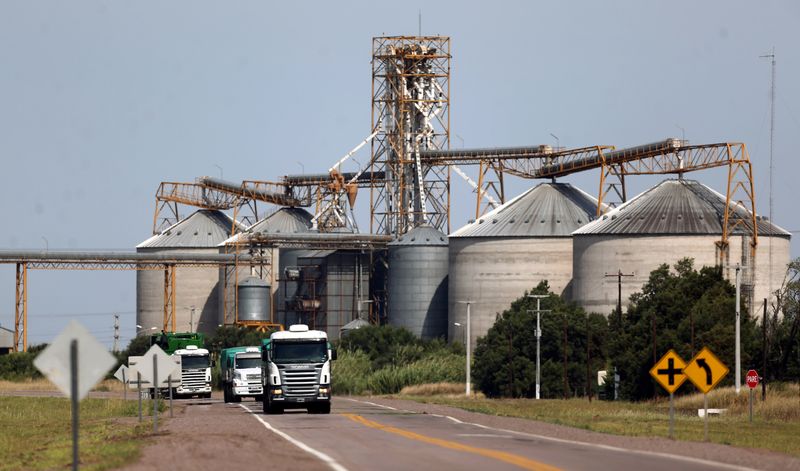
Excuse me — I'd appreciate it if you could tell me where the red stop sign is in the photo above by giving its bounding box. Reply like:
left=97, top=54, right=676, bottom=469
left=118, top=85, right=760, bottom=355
left=746, top=369, right=759, bottom=388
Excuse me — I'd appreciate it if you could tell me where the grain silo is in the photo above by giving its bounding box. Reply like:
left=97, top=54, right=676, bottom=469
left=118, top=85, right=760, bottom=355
left=572, top=179, right=791, bottom=316
left=219, top=207, right=313, bottom=327
left=448, top=182, right=600, bottom=347
left=388, top=225, right=448, bottom=339
left=137, top=209, right=236, bottom=335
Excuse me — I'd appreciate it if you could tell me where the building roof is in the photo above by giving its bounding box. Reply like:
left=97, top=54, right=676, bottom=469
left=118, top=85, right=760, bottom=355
left=449, top=182, right=600, bottom=238
left=389, top=225, right=448, bottom=246
left=137, top=210, right=237, bottom=249
left=574, top=179, right=791, bottom=237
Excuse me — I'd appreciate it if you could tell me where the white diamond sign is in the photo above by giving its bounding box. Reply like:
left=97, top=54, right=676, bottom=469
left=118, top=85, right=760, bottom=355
left=113, top=364, right=129, bottom=384
left=33, top=320, right=116, bottom=401
left=137, top=345, right=181, bottom=387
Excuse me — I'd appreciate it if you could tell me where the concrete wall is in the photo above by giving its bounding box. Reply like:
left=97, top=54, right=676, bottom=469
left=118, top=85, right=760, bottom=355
left=136, top=248, right=221, bottom=336
left=448, top=236, right=574, bottom=349
left=571, top=234, right=791, bottom=318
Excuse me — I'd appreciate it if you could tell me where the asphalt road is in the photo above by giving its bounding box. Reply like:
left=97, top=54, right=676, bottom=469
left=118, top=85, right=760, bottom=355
left=231, top=398, right=758, bottom=471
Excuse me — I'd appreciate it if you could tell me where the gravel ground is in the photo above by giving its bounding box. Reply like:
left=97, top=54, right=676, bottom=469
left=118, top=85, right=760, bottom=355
left=361, top=396, right=800, bottom=471
left=117, top=396, right=328, bottom=471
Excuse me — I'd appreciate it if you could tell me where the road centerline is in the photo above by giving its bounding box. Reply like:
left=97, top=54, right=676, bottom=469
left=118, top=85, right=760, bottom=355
left=342, top=413, right=562, bottom=471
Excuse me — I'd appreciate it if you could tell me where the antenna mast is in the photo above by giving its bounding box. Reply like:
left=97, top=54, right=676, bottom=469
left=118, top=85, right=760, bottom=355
left=760, top=48, right=775, bottom=309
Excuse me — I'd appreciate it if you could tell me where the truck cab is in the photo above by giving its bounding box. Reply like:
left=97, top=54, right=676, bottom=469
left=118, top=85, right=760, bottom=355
left=261, top=324, right=337, bottom=414
left=172, top=344, right=212, bottom=398
left=221, top=346, right=264, bottom=403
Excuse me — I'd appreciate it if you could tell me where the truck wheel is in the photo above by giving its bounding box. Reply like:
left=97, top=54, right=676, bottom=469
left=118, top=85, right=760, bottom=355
left=223, top=385, right=231, bottom=403
left=264, top=396, right=283, bottom=414
left=233, top=394, right=242, bottom=403
left=308, top=403, right=331, bottom=414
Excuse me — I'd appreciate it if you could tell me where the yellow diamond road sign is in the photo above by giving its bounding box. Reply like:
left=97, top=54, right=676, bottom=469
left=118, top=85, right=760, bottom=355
left=684, top=347, right=729, bottom=394
left=650, top=349, right=687, bottom=394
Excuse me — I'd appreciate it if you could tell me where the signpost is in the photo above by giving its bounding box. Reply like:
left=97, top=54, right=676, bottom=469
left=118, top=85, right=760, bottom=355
left=685, top=347, right=729, bottom=441
left=113, top=365, right=129, bottom=401
left=746, top=369, right=759, bottom=423
left=33, top=321, right=116, bottom=471
left=134, top=345, right=180, bottom=432
left=649, top=349, right=687, bottom=439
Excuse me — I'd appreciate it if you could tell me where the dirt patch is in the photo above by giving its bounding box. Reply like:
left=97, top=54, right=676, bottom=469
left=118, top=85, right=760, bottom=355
left=361, top=396, right=800, bottom=471
left=116, top=397, right=328, bottom=471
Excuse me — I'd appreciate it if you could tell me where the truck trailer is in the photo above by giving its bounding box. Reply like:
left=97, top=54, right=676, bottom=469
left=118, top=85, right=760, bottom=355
left=261, top=324, right=337, bottom=414
left=221, top=346, right=264, bottom=403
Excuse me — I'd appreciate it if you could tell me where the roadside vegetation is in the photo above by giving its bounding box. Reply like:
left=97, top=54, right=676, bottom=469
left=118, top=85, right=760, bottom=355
left=397, top=383, right=800, bottom=456
left=0, top=396, right=151, bottom=470
left=333, top=325, right=464, bottom=394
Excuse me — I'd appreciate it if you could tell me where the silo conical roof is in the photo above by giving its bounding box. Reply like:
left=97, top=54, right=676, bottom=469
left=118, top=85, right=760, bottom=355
left=449, top=182, right=599, bottom=238
left=137, top=210, right=236, bottom=248
left=389, top=225, right=448, bottom=246
left=248, top=207, right=313, bottom=235
left=574, top=179, right=790, bottom=236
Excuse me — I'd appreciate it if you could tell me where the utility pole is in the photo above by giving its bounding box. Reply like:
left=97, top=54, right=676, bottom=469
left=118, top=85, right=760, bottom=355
left=456, top=301, right=472, bottom=396
left=586, top=314, right=592, bottom=402
left=605, top=270, right=634, bottom=324
left=563, top=312, right=569, bottom=399
left=736, top=264, right=742, bottom=393
left=527, top=295, right=549, bottom=400
left=190, top=306, right=196, bottom=332
left=113, top=314, right=120, bottom=353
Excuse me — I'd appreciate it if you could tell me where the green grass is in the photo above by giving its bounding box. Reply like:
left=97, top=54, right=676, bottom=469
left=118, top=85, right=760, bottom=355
left=0, top=397, right=152, bottom=471
left=397, top=384, right=800, bottom=457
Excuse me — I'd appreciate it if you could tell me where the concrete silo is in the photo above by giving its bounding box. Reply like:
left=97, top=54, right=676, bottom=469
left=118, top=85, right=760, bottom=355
left=448, top=182, right=600, bottom=347
left=137, top=210, right=235, bottom=335
left=571, top=179, right=791, bottom=317
left=388, top=225, right=448, bottom=339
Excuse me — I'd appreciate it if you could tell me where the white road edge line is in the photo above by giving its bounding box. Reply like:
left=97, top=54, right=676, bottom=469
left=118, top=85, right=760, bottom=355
left=239, top=404, right=349, bottom=471
left=440, top=414, right=756, bottom=471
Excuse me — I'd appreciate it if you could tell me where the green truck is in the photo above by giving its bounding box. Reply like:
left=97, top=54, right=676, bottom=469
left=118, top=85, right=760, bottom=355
left=220, top=346, right=264, bottom=403
left=150, top=332, right=212, bottom=398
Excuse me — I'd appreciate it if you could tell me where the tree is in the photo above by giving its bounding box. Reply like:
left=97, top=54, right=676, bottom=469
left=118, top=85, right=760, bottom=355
left=472, top=281, right=607, bottom=398
left=607, top=258, right=758, bottom=400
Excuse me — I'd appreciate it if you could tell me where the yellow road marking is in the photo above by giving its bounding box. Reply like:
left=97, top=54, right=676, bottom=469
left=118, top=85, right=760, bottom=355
left=342, top=413, right=562, bottom=471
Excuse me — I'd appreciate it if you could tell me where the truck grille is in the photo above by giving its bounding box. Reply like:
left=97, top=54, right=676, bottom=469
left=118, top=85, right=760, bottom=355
left=246, top=374, right=262, bottom=389
left=279, top=364, right=322, bottom=397
left=181, top=368, right=207, bottom=389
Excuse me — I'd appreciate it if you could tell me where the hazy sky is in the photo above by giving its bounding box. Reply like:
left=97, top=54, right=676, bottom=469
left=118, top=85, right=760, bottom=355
left=1, top=1, right=798, bottom=349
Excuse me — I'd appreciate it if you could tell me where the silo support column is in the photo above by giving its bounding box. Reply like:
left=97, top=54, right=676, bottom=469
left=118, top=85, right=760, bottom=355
left=14, top=263, right=27, bottom=352
left=163, top=265, right=176, bottom=333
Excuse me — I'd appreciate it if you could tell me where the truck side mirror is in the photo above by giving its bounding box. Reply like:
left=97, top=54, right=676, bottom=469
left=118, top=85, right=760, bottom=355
left=211, top=360, right=216, bottom=367
left=331, top=349, right=337, bottom=361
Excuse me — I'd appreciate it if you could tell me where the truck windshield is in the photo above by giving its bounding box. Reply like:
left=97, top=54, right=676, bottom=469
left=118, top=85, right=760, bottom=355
left=272, top=341, right=327, bottom=363
left=236, top=357, right=261, bottom=369
left=181, top=355, right=209, bottom=369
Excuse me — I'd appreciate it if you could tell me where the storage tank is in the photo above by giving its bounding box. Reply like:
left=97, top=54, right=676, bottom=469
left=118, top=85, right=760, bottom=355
left=448, top=182, right=599, bottom=348
left=388, top=225, right=448, bottom=339
left=137, top=210, right=236, bottom=335
left=572, top=179, right=791, bottom=317
left=218, top=207, right=313, bottom=327
left=237, top=276, right=270, bottom=321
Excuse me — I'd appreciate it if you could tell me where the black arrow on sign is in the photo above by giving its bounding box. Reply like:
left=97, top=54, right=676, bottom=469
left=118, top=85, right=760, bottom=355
left=697, top=358, right=712, bottom=385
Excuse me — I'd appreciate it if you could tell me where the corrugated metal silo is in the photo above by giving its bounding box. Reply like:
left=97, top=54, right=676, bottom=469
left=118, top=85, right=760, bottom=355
left=448, top=182, right=599, bottom=347
left=572, top=179, right=791, bottom=317
left=388, top=225, right=448, bottom=339
left=137, top=209, right=236, bottom=335
left=237, top=276, right=271, bottom=321
left=218, top=207, right=313, bottom=327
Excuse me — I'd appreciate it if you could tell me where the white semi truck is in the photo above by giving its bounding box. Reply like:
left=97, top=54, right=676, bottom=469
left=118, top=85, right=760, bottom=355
left=261, top=324, right=337, bottom=414
left=221, top=346, right=264, bottom=403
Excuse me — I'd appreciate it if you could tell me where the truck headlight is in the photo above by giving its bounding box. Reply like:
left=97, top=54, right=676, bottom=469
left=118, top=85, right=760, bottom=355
left=272, top=389, right=282, bottom=395
left=319, top=387, right=329, bottom=394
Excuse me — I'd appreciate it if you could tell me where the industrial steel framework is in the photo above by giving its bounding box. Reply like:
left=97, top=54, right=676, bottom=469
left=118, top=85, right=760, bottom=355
left=370, top=36, right=451, bottom=236
left=3, top=253, right=249, bottom=352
